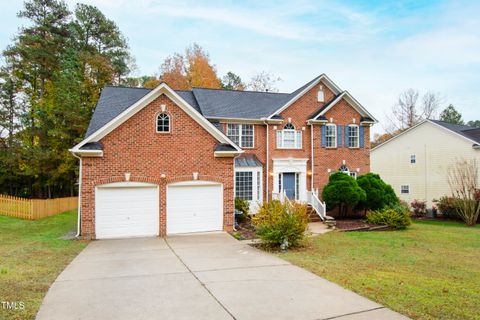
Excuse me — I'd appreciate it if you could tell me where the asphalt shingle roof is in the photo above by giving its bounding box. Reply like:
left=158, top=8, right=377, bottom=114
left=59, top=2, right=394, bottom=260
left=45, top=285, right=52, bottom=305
left=429, top=119, right=480, bottom=144
left=84, top=76, right=325, bottom=138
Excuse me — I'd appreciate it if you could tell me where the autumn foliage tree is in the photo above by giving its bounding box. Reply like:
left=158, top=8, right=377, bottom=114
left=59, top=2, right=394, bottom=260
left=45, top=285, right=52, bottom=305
left=157, top=43, right=221, bottom=90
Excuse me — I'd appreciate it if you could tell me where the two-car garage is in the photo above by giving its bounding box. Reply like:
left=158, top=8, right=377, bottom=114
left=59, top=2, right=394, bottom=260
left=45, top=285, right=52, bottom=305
left=94, top=181, right=224, bottom=239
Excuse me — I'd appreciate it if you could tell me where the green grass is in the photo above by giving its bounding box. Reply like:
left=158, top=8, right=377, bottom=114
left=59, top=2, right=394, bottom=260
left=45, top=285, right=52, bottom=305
left=278, top=220, right=480, bottom=320
left=0, top=211, right=87, bottom=320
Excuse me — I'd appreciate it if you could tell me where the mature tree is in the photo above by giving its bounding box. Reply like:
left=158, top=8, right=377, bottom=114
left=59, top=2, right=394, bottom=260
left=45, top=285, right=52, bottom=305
left=439, top=104, right=464, bottom=125
left=160, top=53, right=189, bottom=90
left=356, top=173, right=398, bottom=212
left=467, top=120, right=480, bottom=128
left=221, top=71, right=245, bottom=90
left=447, top=159, right=480, bottom=226
left=248, top=71, right=281, bottom=92
left=385, top=89, right=442, bottom=132
left=186, top=43, right=221, bottom=89
left=322, top=172, right=366, bottom=217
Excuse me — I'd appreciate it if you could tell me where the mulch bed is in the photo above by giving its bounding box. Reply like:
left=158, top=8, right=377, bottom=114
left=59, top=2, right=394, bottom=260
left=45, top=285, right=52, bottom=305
left=231, top=219, right=257, bottom=240
left=335, top=219, right=392, bottom=232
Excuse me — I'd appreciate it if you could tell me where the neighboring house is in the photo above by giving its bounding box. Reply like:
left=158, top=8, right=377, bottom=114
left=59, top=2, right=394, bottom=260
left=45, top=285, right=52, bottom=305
left=371, top=120, right=480, bottom=208
left=70, top=74, right=377, bottom=239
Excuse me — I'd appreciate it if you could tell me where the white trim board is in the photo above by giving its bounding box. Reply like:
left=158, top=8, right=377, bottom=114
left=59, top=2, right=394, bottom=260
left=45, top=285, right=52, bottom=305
left=267, top=74, right=342, bottom=119
left=70, top=82, right=242, bottom=154
left=371, top=119, right=480, bottom=152
left=312, top=91, right=378, bottom=123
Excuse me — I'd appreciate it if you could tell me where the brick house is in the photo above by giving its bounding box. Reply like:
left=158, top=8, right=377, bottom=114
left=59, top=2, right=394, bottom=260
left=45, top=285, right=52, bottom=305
left=70, top=74, right=377, bottom=239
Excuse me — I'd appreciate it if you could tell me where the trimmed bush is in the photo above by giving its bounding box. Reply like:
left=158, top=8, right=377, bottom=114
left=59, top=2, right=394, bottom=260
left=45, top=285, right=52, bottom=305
left=235, top=197, right=249, bottom=223
left=411, top=199, right=427, bottom=217
left=435, top=196, right=459, bottom=219
left=322, top=172, right=366, bottom=217
left=252, top=200, right=308, bottom=249
left=356, top=173, right=399, bottom=211
left=366, top=208, right=411, bottom=229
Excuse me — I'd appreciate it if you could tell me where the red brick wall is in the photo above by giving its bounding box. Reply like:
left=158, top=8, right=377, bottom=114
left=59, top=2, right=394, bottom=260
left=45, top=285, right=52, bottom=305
left=221, top=81, right=371, bottom=201
left=313, top=99, right=371, bottom=194
left=81, top=94, right=234, bottom=238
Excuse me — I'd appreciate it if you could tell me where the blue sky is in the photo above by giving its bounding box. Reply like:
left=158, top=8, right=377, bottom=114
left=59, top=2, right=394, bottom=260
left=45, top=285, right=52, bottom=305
left=1, top=0, right=479, bottom=134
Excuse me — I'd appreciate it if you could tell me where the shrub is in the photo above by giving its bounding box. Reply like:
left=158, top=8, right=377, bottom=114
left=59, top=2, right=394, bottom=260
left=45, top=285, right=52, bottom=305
left=411, top=199, right=427, bottom=217
left=322, top=172, right=366, bottom=217
left=235, top=197, right=249, bottom=223
left=366, top=208, right=411, bottom=229
left=356, top=173, right=399, bottom=211
left=252, top=200, right=308, bottom=249
left=435, top=196, right=460, bottom=219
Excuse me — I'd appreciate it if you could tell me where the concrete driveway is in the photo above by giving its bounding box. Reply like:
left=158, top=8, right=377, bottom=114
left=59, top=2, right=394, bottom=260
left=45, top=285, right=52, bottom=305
left=37, top=233, right=408, bottom=320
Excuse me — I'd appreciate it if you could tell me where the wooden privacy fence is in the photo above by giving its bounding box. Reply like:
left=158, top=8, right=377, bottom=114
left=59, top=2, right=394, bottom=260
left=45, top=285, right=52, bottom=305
left=0, top=194, right=78, bottom=220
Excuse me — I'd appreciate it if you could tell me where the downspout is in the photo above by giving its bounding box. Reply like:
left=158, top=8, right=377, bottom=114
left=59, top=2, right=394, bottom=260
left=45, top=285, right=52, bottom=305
left=262, top=118, right=269, bottom=201
left=72, top=153, right=82, bottom=237
left=310, top=123, right=314, bottom=191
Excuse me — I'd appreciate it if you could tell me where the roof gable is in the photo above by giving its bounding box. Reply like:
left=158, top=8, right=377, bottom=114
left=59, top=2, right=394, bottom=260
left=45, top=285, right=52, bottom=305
left=71, top=83, right=242, bottom=155
left=310, top=91, right=378, bottom=122
left=372, top=119, right=480, bottom=152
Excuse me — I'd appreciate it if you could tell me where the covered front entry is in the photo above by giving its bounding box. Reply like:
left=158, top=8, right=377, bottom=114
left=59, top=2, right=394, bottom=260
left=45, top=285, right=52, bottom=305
left=273, top=158, right=308, bottom=202
left=166, top=181, right=223, bottom=234
left=95, top=182, right=159, bottom=239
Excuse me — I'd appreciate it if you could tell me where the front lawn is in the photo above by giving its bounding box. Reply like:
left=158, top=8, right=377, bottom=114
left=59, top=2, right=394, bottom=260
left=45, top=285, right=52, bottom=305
left=278, top=220, right=480, bottom=320
left=0, top=211, right=87, bottom=320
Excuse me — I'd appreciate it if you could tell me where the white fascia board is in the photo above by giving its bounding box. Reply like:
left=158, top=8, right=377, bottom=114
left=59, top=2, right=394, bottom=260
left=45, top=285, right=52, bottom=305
left=72, top=83, right=242, bottom=153
left=313, top=91, right=378, bottom=123
left=207, top=117, right=266, bottom=124
left=68, top=148, right=103, bottom=157
left=427, top=120, right=480, bottom=146
left=214, top=150, right=243, bottom=157
left=371, top=120, right=428, bottom=152
left=267, top=74, right=342, bottom=119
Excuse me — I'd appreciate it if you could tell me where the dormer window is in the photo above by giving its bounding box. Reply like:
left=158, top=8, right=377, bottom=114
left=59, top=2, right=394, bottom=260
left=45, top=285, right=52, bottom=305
left=277, top=123, right=302, bottom=149
left=156, top=113, right=170, bottom=133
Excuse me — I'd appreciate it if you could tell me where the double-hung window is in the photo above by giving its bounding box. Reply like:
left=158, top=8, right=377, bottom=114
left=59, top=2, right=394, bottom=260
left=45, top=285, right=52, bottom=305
left=401, top=185, right=410, bottom=194
left=325, top=124, right=337, bottom=148
left=347, top=125, right=359, bottom=148
left=227, top=124, right=254, bottom=148
left=277, top=123, right=302, bottom=149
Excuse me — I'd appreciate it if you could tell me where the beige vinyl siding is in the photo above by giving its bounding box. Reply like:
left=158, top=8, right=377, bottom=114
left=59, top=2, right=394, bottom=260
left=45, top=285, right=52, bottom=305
left=371, top=121, right=480, bottom=207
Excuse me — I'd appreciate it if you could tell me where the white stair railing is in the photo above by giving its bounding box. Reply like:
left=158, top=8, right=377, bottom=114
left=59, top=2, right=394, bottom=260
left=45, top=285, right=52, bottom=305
left=308, top=191, right=326, bottom=220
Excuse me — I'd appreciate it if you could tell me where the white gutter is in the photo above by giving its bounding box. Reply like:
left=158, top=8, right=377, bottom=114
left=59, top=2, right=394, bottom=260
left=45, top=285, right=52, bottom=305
left=262, top=118, right=270, bottom=201
left=72, top=153, right=82, bottom=237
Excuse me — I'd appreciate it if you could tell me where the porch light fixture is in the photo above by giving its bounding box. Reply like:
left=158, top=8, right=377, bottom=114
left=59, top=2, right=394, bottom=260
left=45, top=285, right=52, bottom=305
left=327, top=169, right=331, bottom=173
left=160, top=173, right=166, bottom=179
left=307, top=171, right=312, bottom=176
left=269, top=172, right=274, bottom=176
left=124, top=172, right=131, bottom=181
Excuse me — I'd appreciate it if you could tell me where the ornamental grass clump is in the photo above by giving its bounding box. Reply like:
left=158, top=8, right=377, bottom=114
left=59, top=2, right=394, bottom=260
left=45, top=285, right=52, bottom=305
left=252, top=200, right=308, bottom=249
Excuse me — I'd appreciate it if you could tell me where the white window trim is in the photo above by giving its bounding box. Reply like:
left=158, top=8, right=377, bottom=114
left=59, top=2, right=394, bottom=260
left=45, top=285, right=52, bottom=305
left=156, top=112, right=171, bottom=133
left=277, top=125, right=302, bottom=149
left=401, top=185, right=410, bottom=194
left=325, top=123, right=337, bottom=148
left=347, top=124, right=359, bottom=148
left=227, top=124, right=255, bottom=148
left=234, top=167, right=263, bottom=205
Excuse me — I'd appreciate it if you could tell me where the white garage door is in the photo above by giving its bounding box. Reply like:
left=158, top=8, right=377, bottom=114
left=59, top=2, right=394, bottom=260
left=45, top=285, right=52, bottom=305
left=167, top=181, right=223, bottom=234
left=95, top=182, right=159, bottom=239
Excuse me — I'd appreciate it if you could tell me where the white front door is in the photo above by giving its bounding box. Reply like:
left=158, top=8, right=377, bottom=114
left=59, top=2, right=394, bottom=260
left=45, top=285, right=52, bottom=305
left=167, top=181, right=223, bottom=234
left=95, top=183, right=159, bottom=239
